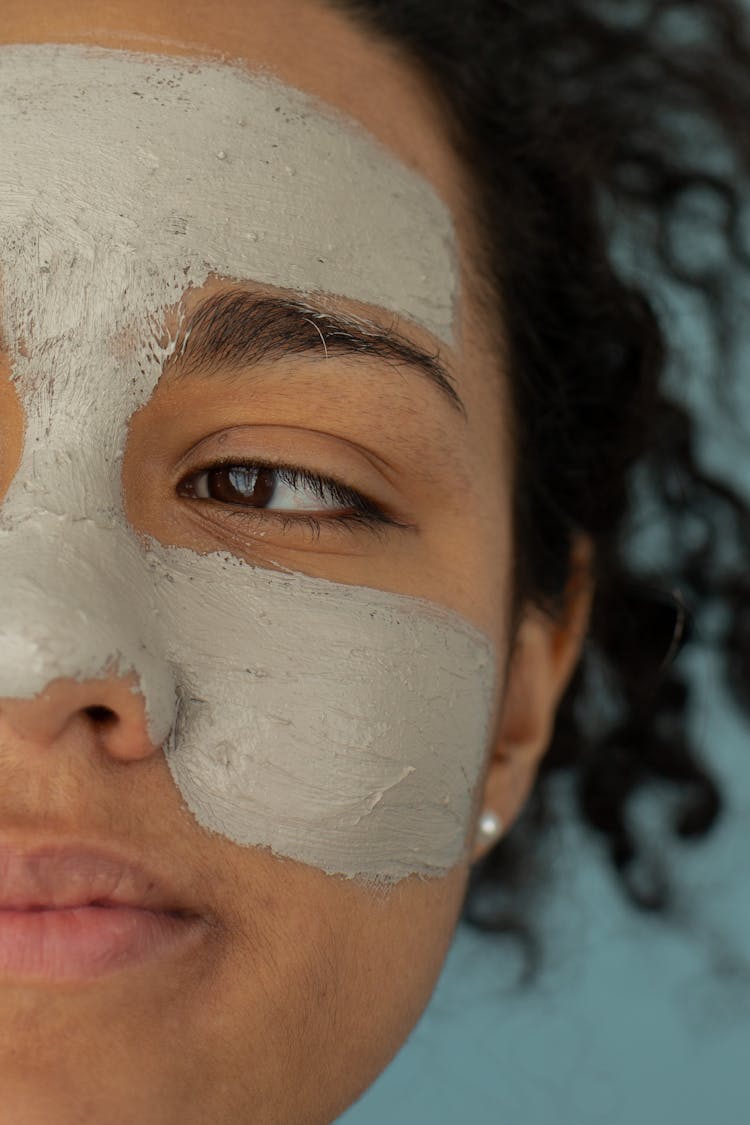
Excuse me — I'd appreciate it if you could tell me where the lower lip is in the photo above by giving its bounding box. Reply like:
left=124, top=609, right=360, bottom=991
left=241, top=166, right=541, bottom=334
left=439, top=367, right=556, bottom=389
left=0, top=905, right=206, bottom=981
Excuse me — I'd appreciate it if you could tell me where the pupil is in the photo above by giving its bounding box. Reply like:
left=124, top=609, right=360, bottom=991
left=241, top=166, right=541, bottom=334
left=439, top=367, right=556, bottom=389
left=211, top=467, right=275, bottom=507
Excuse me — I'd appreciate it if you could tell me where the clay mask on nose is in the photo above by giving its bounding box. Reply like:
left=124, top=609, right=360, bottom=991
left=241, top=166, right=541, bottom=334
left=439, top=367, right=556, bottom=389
left=0, top=44, right=498, bottom=885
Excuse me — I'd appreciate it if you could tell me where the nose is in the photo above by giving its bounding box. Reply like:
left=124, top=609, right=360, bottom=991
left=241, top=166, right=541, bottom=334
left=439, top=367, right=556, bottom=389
left=0, top=672, right=158, bottom=761
left=0, top=514, right=178, bottom=760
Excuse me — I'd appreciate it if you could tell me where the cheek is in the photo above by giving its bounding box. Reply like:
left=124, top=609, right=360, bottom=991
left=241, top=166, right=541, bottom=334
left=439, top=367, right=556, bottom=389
left=204, top=854, right=469, bottom=1119
left=0, top=363, right=24, bottom=505
left=317, top=867, right=469, bottom=1102
left=148, top=539, right=498, bottom=883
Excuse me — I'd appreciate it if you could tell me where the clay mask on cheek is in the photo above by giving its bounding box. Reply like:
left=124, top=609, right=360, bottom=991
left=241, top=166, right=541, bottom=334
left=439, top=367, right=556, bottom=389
left=0, top=44, right=498, bottom=884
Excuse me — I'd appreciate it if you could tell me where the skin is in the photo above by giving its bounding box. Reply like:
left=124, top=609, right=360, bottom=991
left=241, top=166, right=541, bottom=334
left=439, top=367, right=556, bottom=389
left=0, top=2, right=595, bottom=1123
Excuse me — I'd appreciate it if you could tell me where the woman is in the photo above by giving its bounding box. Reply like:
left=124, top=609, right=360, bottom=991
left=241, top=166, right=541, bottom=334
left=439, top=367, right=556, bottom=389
left=0, top=0, right=746, bottom=1122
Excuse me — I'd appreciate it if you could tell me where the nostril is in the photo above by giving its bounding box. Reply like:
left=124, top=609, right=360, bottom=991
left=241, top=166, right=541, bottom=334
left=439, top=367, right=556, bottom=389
left=85, top=705, right=117, bottom=724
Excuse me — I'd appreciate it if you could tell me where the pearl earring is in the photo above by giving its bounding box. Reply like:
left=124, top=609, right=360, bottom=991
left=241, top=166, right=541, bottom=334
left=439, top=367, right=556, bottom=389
left=475, top=809, right=504, bottom=847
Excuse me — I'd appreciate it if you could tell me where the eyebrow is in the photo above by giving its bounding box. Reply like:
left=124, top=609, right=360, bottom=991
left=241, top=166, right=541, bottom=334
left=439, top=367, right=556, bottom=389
left=166, top=288, right=467, bottom=420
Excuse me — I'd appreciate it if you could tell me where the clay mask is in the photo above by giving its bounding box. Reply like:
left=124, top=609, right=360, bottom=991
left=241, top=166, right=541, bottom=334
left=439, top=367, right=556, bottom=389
left=0, top=44, right=498, bottom=884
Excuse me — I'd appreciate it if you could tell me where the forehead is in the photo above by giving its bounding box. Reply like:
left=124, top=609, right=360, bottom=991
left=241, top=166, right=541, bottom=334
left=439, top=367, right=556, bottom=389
left=0, top=43, right=457, bottom=345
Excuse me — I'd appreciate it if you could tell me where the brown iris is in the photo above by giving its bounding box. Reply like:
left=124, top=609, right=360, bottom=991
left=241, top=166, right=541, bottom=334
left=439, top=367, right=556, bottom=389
left=196, top=466, right=275, bottom=507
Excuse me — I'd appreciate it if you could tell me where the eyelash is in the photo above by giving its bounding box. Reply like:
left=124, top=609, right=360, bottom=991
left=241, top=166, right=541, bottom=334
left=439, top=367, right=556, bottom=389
left=177, top=458, right=403, bottom=542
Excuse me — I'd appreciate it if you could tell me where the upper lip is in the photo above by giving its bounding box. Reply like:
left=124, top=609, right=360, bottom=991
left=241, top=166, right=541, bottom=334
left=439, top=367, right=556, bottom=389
left=0, top=840, right=196, bottom=914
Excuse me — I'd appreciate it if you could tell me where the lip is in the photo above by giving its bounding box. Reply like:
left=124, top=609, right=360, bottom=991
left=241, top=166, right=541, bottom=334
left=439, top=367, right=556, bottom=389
left=0, top=840, right=208, bottom=982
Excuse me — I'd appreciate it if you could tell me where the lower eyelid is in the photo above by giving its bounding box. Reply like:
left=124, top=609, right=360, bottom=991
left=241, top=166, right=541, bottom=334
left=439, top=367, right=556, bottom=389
left=211, top=504, right=398, bottom=548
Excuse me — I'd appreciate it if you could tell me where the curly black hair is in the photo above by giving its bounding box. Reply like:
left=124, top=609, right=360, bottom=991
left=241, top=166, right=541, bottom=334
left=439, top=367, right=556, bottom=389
left=329, top=0, right=750, bottom=986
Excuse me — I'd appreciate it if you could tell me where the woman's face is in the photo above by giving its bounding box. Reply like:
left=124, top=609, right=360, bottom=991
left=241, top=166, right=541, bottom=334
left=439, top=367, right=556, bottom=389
left=0, top=1, right=593, bottom=1121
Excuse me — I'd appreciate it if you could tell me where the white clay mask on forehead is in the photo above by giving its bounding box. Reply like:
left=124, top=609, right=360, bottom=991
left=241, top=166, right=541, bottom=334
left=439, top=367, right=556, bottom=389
left=0, top=43, right=498, bottom=885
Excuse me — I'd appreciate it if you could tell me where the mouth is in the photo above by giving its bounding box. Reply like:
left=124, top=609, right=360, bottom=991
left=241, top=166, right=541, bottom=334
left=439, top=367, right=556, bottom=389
left=0, top=839, right=209, bottom=982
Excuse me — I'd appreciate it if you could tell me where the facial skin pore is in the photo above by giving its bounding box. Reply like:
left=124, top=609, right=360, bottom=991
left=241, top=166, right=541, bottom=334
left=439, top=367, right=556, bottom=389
left=0, top=2, right=594, bottom=1123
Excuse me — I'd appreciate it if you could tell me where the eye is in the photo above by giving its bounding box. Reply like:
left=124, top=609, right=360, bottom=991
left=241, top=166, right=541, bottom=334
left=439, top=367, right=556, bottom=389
left=176, top=458, right=406, bottom=540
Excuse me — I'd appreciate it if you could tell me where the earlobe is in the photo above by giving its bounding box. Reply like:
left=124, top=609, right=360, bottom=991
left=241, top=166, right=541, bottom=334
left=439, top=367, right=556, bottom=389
left=471, top=536, right=595, bottom=860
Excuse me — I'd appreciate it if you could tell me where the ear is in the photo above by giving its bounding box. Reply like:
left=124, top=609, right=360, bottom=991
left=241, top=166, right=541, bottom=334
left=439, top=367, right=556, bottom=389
left=471, top=536, right=595, bottom=863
